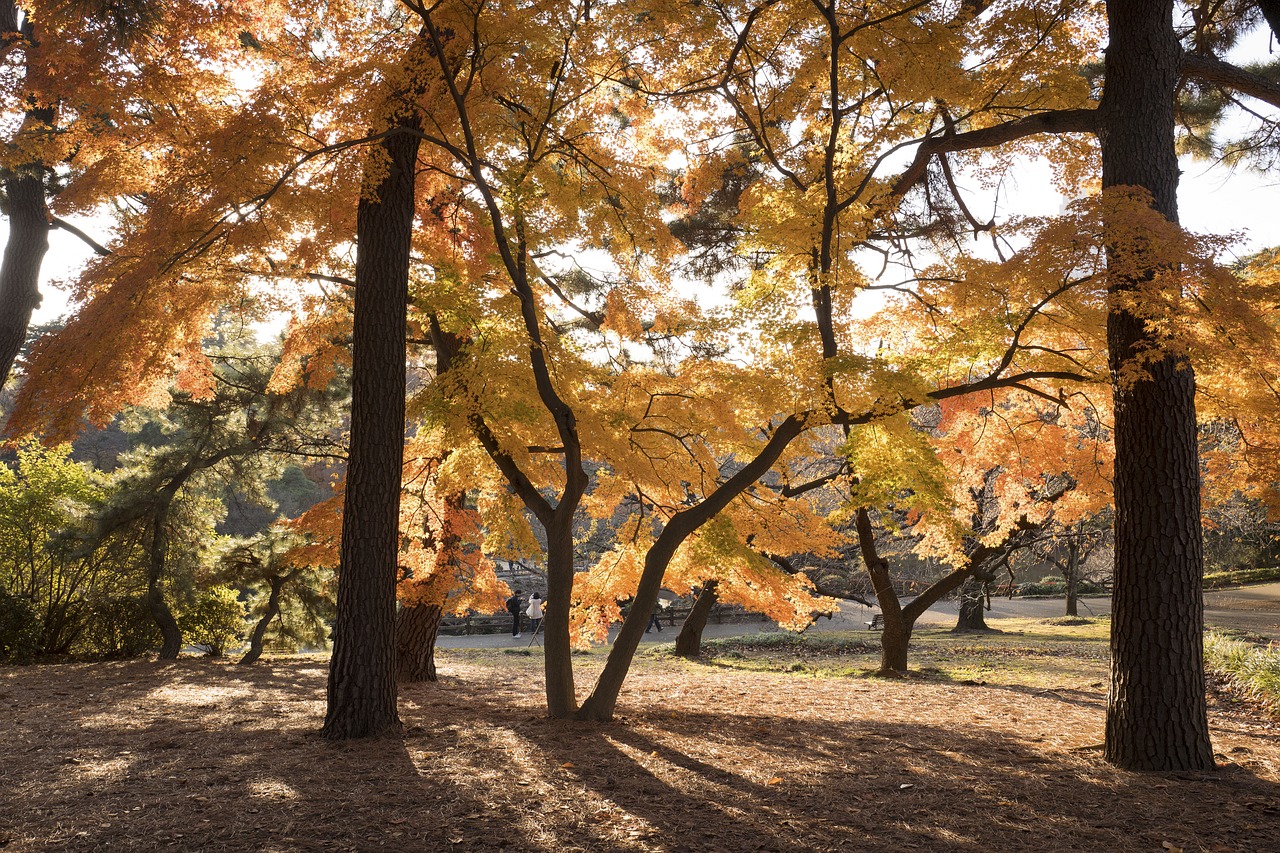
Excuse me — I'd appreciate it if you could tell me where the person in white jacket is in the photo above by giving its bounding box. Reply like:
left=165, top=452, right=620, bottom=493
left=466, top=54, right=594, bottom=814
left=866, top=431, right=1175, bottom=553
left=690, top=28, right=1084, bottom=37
left=526, top=593, right=544, bottom=635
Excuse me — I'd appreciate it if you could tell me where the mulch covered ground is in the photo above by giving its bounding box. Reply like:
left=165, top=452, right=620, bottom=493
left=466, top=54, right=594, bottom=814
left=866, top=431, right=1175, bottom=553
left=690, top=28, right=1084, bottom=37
left=2, top=650, right=1277, bottom=852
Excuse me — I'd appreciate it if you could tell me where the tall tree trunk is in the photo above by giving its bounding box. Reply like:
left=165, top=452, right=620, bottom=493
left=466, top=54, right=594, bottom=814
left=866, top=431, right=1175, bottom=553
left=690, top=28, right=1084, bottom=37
left=953, top=577, right=991, bottom=632
left=147, top=503, right=182, bottom=659
left=674, top=582, right=718, bottom=658
left=395, top=603, right=443, bottom=682
left=239, top=573, right=290, bottom=665
left=322, top=95, right=423, bottom=740
left=1099, top=0, right=1213, bottom=771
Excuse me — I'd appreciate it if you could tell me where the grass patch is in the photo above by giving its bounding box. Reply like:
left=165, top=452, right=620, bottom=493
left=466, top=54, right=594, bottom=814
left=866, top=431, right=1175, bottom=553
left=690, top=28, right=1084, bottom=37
left=1204, top=630, right=1280, bottom=716
left=697, top=619, right=1111, bottom=688
left=1203, top=565, right=1280, bottom=589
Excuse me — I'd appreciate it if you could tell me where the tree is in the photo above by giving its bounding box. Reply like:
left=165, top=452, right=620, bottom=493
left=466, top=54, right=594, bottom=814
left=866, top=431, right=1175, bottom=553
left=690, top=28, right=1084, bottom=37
left=1095, top=0, right=1211, bottom=771
left=875, top=0, right=1280, bottom=771
left=320, top=28, right=431, bottom=739
left=88, top=341, right=341, bottom=659
left=0, top=0, right=272, bottom=391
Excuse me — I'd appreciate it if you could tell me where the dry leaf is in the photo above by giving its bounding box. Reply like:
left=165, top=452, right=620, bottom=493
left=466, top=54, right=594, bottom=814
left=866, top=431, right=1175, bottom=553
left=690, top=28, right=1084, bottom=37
left=766, top=777, right=783, bottom=786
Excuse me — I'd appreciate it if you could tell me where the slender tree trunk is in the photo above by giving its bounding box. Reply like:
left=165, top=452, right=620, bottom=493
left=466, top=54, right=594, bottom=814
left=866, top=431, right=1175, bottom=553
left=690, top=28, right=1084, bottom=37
left=854, top=508, right=916, bottom=674
left=543, top=516, right=579, bottom=718
left=395, top=603, right=443, bottom=682
left=147, top=503, right=182, bottom=660
left=322, top=95, right=423, bottom=740
left=578, top=517, right=693, bottom=721
left=953, top=577, right=992, bottom=632
left=1099, top=0, right=1213, bottom=771
left=1064, top=541, right=1080, bottom=617
left=239, top=573, right=289, bottom=665
left=674, top=582, right=718, bottom=658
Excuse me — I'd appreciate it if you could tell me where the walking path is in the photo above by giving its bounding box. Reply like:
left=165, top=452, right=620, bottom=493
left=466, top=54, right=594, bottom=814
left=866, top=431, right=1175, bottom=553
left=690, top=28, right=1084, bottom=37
left=436, top=582, right=1280, bottom=650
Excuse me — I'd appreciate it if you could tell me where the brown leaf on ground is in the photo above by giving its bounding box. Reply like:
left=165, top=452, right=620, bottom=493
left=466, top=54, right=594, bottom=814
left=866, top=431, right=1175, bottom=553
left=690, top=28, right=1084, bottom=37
left=2, top=652, right=1278, bottom=852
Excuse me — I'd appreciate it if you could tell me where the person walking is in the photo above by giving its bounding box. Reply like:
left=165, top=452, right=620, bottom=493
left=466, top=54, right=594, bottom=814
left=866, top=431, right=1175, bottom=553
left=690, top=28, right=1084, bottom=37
left=506, top=589, right=524, bottom=638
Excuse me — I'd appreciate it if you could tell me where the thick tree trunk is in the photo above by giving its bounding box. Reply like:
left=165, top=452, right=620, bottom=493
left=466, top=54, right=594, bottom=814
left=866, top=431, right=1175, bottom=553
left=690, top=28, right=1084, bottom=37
left=0, top=6, right=54, bottom=391
left=674, top=582, right=718, bottom=658
left=0, top=171, right=51, bottom=390
left=1099, top=0, right=1213, bottom=771
left=879, top=616, right=913, bottom=674
left=952, top=577, right=992, bottom=632
left=322, top=102, right=423, bottom=740
left=239, top=574, right=289, bottom=665
left=395, top=603, right=443, bottom=682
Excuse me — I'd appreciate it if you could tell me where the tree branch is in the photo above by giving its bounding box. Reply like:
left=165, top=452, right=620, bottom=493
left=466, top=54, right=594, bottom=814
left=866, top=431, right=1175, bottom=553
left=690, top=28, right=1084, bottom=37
left=890, top=109, right=1099, bottom=197
left=1182, top=52, right=1280, bottom=111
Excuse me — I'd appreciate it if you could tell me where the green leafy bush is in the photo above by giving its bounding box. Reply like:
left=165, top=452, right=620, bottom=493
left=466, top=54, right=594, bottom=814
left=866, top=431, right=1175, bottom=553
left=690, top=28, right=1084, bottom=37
left=178, top=586, right=246, bottom=656
left=75, top=595, right=161, bottom=659
left=1203, top=565, right=1280, bottom=589
left=0, top=591, right=41, bottom=663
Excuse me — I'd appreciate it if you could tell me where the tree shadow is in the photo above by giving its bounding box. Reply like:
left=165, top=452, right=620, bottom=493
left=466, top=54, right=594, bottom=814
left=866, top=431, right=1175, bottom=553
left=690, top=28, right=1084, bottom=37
left=4, top=657, right=1279, bottom=852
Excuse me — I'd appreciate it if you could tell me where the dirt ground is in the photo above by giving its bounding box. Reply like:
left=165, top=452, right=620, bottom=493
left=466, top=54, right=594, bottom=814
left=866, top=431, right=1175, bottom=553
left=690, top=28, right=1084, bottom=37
left=2, top=649, right=1278, bottom=852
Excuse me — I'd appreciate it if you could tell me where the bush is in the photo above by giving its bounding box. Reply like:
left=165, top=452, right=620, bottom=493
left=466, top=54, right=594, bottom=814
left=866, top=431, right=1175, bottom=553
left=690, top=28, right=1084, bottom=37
left=75, top=595, right=161, bottom=659
left=1016, top=576, right=1108, bottom=597
left=0, top=591, right=41, bottom=663
left=178, top=586, right=246, bottom=656
left=1204, top=631, right=1280, bottom=715
left=1203, top=565, right=1280, bottom=590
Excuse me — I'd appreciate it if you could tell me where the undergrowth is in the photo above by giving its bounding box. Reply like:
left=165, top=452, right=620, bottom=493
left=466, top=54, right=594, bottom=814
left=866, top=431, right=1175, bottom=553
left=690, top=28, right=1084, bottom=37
left=1204, top=630, right=1280, bottom=716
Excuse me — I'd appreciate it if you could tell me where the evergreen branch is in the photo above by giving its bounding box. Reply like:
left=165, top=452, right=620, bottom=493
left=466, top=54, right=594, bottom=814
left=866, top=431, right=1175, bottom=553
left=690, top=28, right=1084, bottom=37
left=1182, top=53, right=1280, bottom=111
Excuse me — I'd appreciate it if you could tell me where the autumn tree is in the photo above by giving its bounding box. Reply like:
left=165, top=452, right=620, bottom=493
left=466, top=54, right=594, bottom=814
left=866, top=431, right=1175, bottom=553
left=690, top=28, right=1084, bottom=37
left=824, top=0, right=1280, bottom=771
left=0, top=0, right=275, bottom=391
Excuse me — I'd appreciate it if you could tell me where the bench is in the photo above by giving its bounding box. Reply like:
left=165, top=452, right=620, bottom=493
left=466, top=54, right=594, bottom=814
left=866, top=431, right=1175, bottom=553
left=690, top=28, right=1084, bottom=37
left=866, top=613, right=885, bottom=631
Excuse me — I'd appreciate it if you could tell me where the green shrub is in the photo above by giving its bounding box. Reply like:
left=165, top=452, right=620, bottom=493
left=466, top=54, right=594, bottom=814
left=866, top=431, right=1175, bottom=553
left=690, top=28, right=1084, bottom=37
left=1016, top=576, right=1108, bottom=596
left=1204, top=631, right=1280, bottom=715
left=178, top=586, right=246, bottom=656
left=0, top=590, right=41, bottom=663
left=75, top=595, right=161, bottom=658
left=1203, top=565, right=1280, bottom=589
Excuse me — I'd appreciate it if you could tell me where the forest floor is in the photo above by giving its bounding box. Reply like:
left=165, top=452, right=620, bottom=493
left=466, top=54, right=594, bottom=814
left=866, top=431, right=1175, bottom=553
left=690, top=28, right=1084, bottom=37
left=3, top=617, right=1279, bottom=852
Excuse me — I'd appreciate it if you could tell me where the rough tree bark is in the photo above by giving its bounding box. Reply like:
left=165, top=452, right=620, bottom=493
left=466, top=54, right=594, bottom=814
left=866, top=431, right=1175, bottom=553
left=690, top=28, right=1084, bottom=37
left=321, top=89, right=424, bottom=739
left=674, top=582, right=719, bottom=658
left=1099, top=0, right=1213, bottom=771
left=395, top=603, right=443, bottom=682
left=952, top=577, right=993, bottom=633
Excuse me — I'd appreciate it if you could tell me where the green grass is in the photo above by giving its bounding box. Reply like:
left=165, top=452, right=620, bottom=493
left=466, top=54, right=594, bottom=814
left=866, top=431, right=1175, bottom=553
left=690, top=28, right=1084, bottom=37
left=1204, top=630, right=1280, bottom=715
left=1203, top=565, right=1280, bottom=589
left=697, top=617, right=1112, bottom=688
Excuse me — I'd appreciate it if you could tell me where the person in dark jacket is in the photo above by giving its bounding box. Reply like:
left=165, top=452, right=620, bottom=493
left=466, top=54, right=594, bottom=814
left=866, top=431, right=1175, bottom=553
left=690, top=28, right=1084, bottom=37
left=506, top=590, right=524, bottom=637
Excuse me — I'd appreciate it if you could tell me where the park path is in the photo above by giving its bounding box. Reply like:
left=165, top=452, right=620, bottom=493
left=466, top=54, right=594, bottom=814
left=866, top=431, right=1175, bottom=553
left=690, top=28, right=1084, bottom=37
left=438, top=582, right=1280, bottom=650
